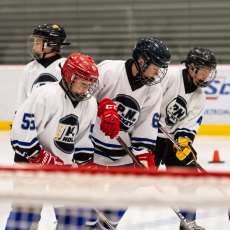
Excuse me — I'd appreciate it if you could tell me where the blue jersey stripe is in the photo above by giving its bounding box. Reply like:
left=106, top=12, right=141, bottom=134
left=11, top=137, right=39, bottom=147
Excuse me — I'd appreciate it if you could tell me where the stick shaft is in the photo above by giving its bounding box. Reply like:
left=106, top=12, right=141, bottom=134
left=116, top=135, right=192, bottom=228
left=159, top=125, right=206, bottom=173
left=94, top=208, right=117, bottom=230
left=116, top=136, right=145, bottom=168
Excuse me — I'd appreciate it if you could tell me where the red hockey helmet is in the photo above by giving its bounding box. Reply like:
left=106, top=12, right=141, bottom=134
left=61, top=52, right=99, bottom=101
left=62, top=52, right=99, bottom=84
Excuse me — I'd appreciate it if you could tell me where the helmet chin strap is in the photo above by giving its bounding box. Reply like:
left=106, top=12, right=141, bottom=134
left=134, top=58, right=160, bottom=86
left=134, top=59, right=149, bottom=78
left=33, top=42, right=56, bottom=60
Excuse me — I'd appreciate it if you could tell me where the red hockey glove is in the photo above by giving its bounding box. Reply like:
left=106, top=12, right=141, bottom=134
left=28, top=149, right=64, bottom=166
left=98, top=98, right=120, bottom=139
left=132, top=148, right=156, bottom=171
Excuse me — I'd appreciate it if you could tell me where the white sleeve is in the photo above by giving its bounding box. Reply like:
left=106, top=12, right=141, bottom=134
left=11, top=89, right=53, bottom=158
left=174, top=94, right=205, bottom=141
left=94, top=61, right=108, bottom=101
left=131, top=87, right=162, bottom=149
left=15, top=66, right=28, bottom=112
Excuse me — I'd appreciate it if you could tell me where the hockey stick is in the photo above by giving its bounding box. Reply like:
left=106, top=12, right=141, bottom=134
left=172, top=208, right=195, bottom=230
left=158, top=125, right=206, bottom=173
left=93, top=208, right=117, bottom=230
left=116, top=136, right=145, bottom=168
left=116, top=135, right=193, bottom=229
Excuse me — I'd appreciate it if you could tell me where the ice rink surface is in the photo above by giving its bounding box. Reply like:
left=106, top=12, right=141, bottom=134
left=0, top=132, right=229, bottom=229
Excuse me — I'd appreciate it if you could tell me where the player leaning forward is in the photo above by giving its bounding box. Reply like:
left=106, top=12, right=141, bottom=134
left=6, top=52, right=120, bottom=229
left=155, top=47, right=217, bottom=230
left=92, top=37, right=171, bottom=167
left=88, top=37, right=171, bottom=228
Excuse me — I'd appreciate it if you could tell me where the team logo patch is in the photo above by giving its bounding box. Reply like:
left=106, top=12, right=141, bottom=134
left=165, top=95, right=187, bottom=126
left=54, top=114, right=79, bottom=154
left=32, top=73, right=58, bottom=89
left=115, top=94, right=140, bottom=131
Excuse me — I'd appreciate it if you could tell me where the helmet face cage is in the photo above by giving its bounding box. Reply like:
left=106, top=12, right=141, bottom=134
left=147, top=68, right=168, bottom=86
left=32, top=24, right=69, bottom=50
left=185, top=47, right=217, bottom=87
left=193, top=68, right=217, bottom=88
left=133, top=37, right=171, bottom=85
left=62, top=53, right=99, bottom=101
left=70, top=77, right=99, bottom=101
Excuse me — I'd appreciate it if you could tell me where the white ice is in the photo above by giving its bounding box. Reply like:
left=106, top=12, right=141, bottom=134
left=0, top=132, right=229, bottom=229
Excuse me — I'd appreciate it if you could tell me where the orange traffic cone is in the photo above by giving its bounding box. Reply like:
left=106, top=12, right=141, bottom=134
left=208, top=150, right=225, bottom=163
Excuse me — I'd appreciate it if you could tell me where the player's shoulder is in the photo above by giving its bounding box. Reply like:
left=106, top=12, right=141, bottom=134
left=24, top=59, right=38, bottom=70
left=97, top=60, right=125, bottom=82
left=165, top=65, right=183, bottom=80
left=31, top=82, right=61, bottom=98
left=160, top=65, right=183, bottom=91
left=97, top=60, right=125, bottom=70
left=86, top=95, right=97, bottom=108
left=51, top=57, right=66, bottom=67
left=21, top=83, right=61, bottom=113
left=188, top=87, right=206, bottom=110
left=195, top=87, right=205, bottom=99
left=79, top=96, right=98, bottom=117
left=25, top=57, right=66, bottom=69
left=147, top=83, right=162, bottom=98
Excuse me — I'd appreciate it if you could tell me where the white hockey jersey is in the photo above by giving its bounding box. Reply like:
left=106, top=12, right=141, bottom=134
left=92, top=60, right=162, bottom=166
left=11, top=82, right=97, bottom=165
left=159, top=66, right=205, bottom=141
left=15, top=57, right=66, bottom=110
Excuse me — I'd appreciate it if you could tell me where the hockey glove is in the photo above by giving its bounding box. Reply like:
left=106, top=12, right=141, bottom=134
left=132, top=148, right=156, bottom=170
left=28, top=149, right=64, bottom=166
left=175, top=137, right=197, bottom=165
left=98, top=98, right=120, bottom=139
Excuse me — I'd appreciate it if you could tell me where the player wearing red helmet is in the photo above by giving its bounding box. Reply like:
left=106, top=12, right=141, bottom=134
left=6, top=52, right=119, bottom=229
left=12, top=52, right=100, bottom=165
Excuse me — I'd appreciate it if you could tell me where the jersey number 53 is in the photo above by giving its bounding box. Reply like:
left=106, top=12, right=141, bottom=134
left=21, top=113, right=35, bottom=130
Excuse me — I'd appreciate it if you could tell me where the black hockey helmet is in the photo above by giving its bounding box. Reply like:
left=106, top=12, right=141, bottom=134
left=182, top=47, right=217, bottom=87
left=132, top=37, right=171, bottom=69
left=132, top=37, right=171, bottom=85
left=32, top=23, right=70, bottom=49
left=182, top=47, right=217, bottom=69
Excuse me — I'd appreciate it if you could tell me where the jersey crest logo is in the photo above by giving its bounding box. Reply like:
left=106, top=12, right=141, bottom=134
left=54, top=114, right=79, bottom=154
left=32, top=73, right=58, bottom=89
left=115, top=94, right=140, bottom=131
left=165, top=95, right=187, bottom=126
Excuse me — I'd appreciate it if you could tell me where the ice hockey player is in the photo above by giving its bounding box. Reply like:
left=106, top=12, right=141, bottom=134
left=6, top=52, right=120, bottom=229
left=15, top=23, right=70, bottom=110
left=88, top=37, right=171, bottom=228
left=155, top=47, right=217, bottom=230
left=92, top=36, right=171, bottom=167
